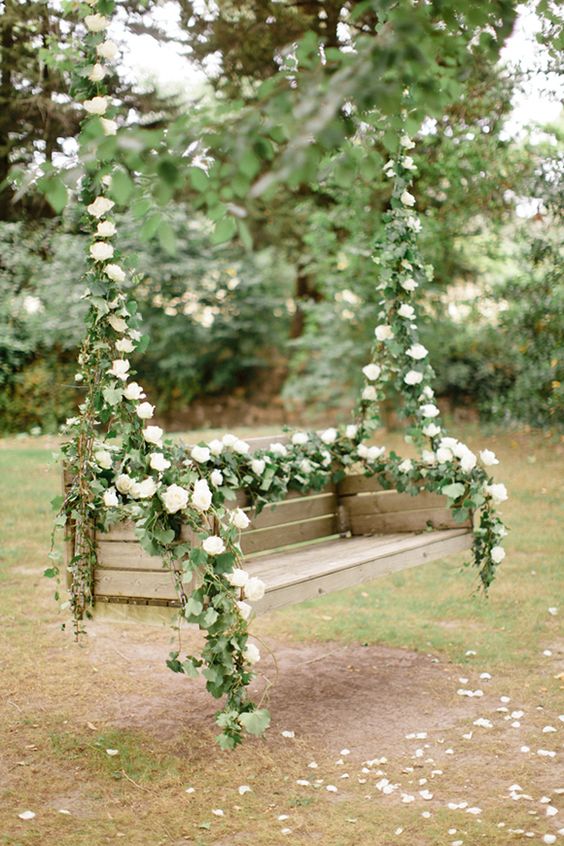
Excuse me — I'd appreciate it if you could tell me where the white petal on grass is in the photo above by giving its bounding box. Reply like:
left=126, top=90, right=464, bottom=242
left=238, top=785, right=251, bottom=795
left=520, top=746, right=531, bottom=753
left=543, top=650, right=553, bottom=656
left=500, top=696, right=511, bottom=704
left=278, top=814, right=289, bottom=821
left=546, top=806, right=558, bottom=817
left=537, top=749, right=556, bottom=757
left=308, top=761, right=318, bottom=769
left=185, top=787, right=195, bottom=794
left=281, top=730, right=295, bottom=738
left=281, top=828, right=292, bottom=835
left=473, top=718, right=493, bottom=728
left=106, top=748, right=119, bottom=756
left=58, top=809, right=71, bottom=815
left=296, top=779, right=310, bottom=787
left=326, top=785, right=338, bottom=793
left=18, top=811, right=36, bottom=820
left=466, top=806, right=482, bottom=815
left=542, top=836, right=557, bottom=844
left=548, top=607, right=558, bottom=616
left=211, top=808, right=224, bottom=817
left=543, top=726, right=557, bottom=733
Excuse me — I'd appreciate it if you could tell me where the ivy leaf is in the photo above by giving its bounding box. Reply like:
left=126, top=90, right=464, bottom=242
left=202, top=607, right=219, bottom=627
left=37, top=175, right=68, bottom=213
left=109, top=169, right=134, bottom=205
left=185, top=597, right=203, bottom=618
left=44, top=567, right=58, bottom=578
left=190, top=548, right=208, bottom=567
left=211, top=216, right=237, bottom=245
left=239, top=708, right=271, bottom=736
left=181, top=659, right=199, bottom=678
left=153, top=527, right=175, bottom=544
left=217, top=732, right=237, bottom=750
left=441, top=482, right=465, bottom=500
left=213, top=551, right=235, bottom=574
left=102, top=386, right=123, bottom=407
left=188, top=166, right=209, bottom=192
left=158, top=220, right=176, bottom=255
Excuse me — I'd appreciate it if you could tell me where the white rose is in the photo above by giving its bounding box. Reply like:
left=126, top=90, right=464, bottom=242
left=406, top=344, right=428, bottom=360
left=292, top=432, right=309, bottom=446
left=97, top=40, right=118, bottom=61
left=94, top=449, right=113, bottom=469
left=440, top=437, right=458, bottom=448
left=233, top=439, right=250, bottom=455
left=420, top=404, right=440, bottom=418
left=85, top=13, right=108, bottom=31
left=116, top=338, right=134, bottom=353
left=420, top=386, right=434, bottom=400
left=202, top=535, right=225, bottom=556
left=222, top=433, right=238, bottom=447
left=362, top=363, right=381, bottom=381
left=191, top=445, right=211, bottom=463
left=300, top=459, right=313, bottom=474
left=107, top=314, right=127, bottom=333
left=161, top=483, right=189, bottom=513
left=192, top=478, right=212, bottom=511
left=87, top=196, right=114, bottom=218
left=436, top=447, right=453, bottom=463
left=422, top=450, right=436, bottom=465
left=404, top=370, right=423, bottom=385
left=480, top=449, right=499, bottom=466
left=136, top=402, right=154, bottom=420
left=345, top=424, right=358, bottom=438
left=107, top=359, right=130, bottom=381
left=321, top=428, right=337, bottom=445
left=143, top=425, right=163, bottom=446
left=83, top=96, right=108, bottom=116
left=236, top=600, right=252, bottom=621
left=101, top=118, right=118, bottom=136
left=401, top=277, right=418, bottom=292
left=251, top=458, right=266, bottom=475
left=357, top=443, right=368, bottom=458
left=423, top=423, right=441, bottom=437
left=400, top=134, right=415, bottom=149
left=244, top=643, right=261, bottom=665
left=321, top=451, right=331, bottom=466
left=244, top=576, right=266, bottom=602
left=123, top=382, right=145, bottom=400
left=115, top=474, right=134, bottom=494
left=402, top=155, right=416, bottom=170
left=398, top=459, right=413, bottom=473
left=208, top=439, right=224, bottom=456
left=88, top=63, right=107, bottom=83
left=90, top=241, right=114, bottom=262
left=105, top=263, right=126, bottom=283
left=362, top=386, right=377, bottom=401
left=129, top=329, right=142, bottom=341
left=406, top=215, right=422, bottom=232
left=491, top=546, right=506, bottom=564
left=398, top=304, right=415, bottom=320
left=459, top=451, right=477, bottom=473
left=400, top=190, right=416, bottom=206
left=270, top=442, right=287, bottom=457
left=96, top=220, right=116, bottom=238
left=375, top=324, right=393, bottom=341
left=149, top=452, right=171, bottom=472
left=103, top=487, right=118, bottom=507
left=366, top=445, right=385, bottom=461
left=231, top=508, right=251, bottom=530
left=210, top=469, right=223, bottom=487
left=132, top=477, right=157, bottom=499
left=226, top=568, right=249, bottom=588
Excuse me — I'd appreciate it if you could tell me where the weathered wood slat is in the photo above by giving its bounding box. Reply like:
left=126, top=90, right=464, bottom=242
left=94, top=569, right=179, bottom=601
left=345, top=489, right=448, bottom=515
left=241, top=514, right=338, bottom=556
left=338, top=473, right=387, bottom=495
left=350, top=507, right=470, bottom=535
left=97, top=541, right=169, bottom=571
left=247, top=493, right=337, bottom=531
left=250, top=529, right=473, bottom=615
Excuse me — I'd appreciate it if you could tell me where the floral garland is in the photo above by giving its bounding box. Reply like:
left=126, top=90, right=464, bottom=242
left=49, top=1, right=508, bottom=748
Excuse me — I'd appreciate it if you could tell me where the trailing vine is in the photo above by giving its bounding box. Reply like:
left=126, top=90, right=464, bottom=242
left=47, top=1, right=508, bottom=748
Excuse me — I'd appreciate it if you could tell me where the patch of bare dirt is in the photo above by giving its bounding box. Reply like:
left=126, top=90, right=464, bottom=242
left=86, top=620, right=486, bottom=759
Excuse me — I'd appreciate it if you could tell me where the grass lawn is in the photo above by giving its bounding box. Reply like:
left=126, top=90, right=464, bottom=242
left=0, top=424, right=562, bottom=846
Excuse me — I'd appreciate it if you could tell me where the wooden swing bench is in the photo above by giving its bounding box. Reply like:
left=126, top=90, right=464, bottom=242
left=65, top=435, right=473, bottom=621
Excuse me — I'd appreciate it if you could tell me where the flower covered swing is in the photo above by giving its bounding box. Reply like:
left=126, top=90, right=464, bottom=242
left=55, top=1, right=508, bottom=748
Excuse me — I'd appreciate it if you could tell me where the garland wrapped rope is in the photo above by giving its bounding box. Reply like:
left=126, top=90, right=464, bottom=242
left=50, top=0, right=508, bottom=748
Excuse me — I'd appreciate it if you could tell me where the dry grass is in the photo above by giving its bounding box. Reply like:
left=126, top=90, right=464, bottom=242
left=0, top=425, right=562, bottom=846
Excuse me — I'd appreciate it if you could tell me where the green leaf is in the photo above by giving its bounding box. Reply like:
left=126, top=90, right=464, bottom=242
left=202, top=607, right=219, bottom=627
left=140, top=212, right=162, bottom=241
left=188, top=166, right=209, bottom=192
left=441, top=482, right=466, bottom=500
left=102, top=386, right=123, bottom=407
left=38, top=175, right=68, bottom=213
left=109, top=169, right=134, bottom=205
left=239, top=708, right=271, bottom=736
left=211, top=216, right=237, bottom=245
left=43, top=567, right=58, bottom=578
left=190, top=548, right=208, bottom=567
left=213, top=551, right=235, bottom=574
left=185, top=597, right=203, bottom=618
left=158, top=220, right=176, bottom=255
left=153, top=527, right=175, bottom=545
left=181, top=659, right=199, bottom=678
left=50, top=495, right=64, bottom=511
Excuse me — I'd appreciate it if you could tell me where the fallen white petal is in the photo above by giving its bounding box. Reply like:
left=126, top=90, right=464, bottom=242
left=18, top=811, right=35, bottom=820
left=106, top=748, right=119, bottom=756
left=238, top=785, right=251, bottom=795
left=212, top=809, right=224, bottom=816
